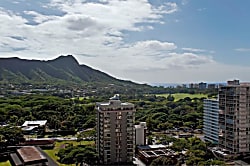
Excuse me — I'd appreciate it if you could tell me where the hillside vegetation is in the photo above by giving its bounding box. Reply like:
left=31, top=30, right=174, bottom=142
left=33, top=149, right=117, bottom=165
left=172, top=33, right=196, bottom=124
left=0, top=55, right=146, bottom=88
left=156, top=93, right=208, bottom=101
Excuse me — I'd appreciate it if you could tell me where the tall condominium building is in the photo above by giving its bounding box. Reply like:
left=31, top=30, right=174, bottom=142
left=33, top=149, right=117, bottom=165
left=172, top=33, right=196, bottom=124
left=219, top=80, right=250, bottom=155
left=203, top=99, right=219, bottom=144
left=96, top=95, right=135, bottom=165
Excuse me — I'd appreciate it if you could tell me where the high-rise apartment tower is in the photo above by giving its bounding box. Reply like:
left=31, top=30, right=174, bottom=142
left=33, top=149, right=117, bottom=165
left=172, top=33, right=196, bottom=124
left=219, top=80, right=250, bottom=155
left=96, top=94, right=135, bottom=165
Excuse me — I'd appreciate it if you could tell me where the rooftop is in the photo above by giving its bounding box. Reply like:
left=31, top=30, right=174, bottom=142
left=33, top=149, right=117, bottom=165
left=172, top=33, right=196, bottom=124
left=22, top=120, right=47, bottom=127
left=96, top=99, right=134, bottom=112
left=17, top=146, right=47, bottom=163
left=137, top=144, right=167, bottom=150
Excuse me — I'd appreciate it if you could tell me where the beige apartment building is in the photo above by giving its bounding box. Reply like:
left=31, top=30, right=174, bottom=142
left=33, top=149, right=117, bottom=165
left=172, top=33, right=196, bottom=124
left=96, top=95, right=135, bottom=165
left=219, top=80, right=250, bottom=156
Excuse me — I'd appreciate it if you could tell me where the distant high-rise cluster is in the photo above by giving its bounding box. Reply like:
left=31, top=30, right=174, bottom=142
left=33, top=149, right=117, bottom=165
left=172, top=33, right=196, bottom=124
left=189, top=82, right=219, bottom=89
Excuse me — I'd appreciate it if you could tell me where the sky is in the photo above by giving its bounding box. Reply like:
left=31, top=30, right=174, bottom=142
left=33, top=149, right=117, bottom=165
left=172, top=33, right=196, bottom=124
left=0, top=0, right=250, bottom=84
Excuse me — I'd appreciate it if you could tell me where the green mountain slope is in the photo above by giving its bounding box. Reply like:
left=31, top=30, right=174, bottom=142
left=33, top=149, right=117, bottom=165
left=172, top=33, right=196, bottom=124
left=0, top=55, right=141, bottom=87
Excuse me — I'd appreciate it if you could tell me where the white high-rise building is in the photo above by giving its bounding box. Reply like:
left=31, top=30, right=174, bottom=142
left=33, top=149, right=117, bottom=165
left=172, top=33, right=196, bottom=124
left=203, top=99, right=219, bottom=144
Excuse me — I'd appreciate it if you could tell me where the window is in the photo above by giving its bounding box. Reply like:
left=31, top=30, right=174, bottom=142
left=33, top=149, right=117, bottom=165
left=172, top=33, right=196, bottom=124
left=115, top=128, right=121, bottom=132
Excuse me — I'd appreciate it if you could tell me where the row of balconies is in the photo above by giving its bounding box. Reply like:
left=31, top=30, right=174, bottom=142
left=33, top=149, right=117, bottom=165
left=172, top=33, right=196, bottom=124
left=203, top=118, right=218, bottom=124
left=204, top=125, right=218, bottom=130
left=203, top=129, right=219, bottom=135
left=204, top=113, right=219, bottom=117
left=203, top=121, right=219, bottom=128
left=203, top=126, right=219, bottom=131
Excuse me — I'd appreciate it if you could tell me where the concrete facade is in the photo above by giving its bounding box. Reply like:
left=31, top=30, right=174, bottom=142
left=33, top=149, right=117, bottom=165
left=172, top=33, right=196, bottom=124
left=218, top=81, right=250, bottom=155
left=96, top=95, right=135, bottom=165
left=203, top=99, right=219, bottom=144
left=135, top=122, right=147, bottom=146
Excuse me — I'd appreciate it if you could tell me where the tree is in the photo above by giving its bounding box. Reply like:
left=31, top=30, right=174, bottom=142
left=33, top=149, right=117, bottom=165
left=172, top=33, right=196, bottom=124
left=6, top=105, right=24, bottom=116
left=172, top=138, right=189, bottom=151
left=185, top=138, right=207, bottom=165
left=57, top=145, right=97, bottom=165
left=9, top=115, right=19, bottom=125
left=148, top=135, right=153, bottom=145
left=0, top=126, right=24, bottom=145
left=146, top=116, right=154, bottom=133
left=150, top=156, right=178, bottom=166
left=157, top=122, right=173, bottom=130
left=167, top=94, right=175, bottom=101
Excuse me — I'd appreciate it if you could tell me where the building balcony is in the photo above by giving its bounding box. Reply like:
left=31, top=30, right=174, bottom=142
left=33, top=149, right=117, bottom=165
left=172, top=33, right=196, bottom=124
left=219, top=110, right=225, bottom=114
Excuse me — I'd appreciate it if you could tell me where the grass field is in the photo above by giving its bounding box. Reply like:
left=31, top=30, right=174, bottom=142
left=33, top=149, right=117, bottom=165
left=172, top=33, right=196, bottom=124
left=0, top=161, right=11, bottom=166
left=156, top=93, right=208, bottom=101
left=44, top=140, right=94, bottom=166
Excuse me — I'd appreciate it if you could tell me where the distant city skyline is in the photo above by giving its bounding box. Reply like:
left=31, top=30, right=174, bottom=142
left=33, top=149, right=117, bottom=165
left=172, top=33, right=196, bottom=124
left=0, top=0, right=250, bottom=83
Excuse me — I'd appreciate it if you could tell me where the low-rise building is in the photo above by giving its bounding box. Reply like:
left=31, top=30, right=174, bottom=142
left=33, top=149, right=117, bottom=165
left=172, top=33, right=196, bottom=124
left=136, top=145, right=178, bottom=165
left=21, top=120, right=47, bottom=134
left=9, top=146, right=57, bottom=166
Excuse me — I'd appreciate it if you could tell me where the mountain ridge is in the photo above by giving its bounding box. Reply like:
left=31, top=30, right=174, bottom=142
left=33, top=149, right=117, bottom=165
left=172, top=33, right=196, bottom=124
left=0, top=55, right=142, bottom=87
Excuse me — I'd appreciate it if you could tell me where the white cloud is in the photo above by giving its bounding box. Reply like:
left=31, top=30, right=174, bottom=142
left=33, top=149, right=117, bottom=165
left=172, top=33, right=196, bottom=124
left=182, top=47, right=206, bottom=53
left=24, top=10, right=59, bottom=23
left=234, top=48, right=250, bottom=52
left=78, top=41, right=214, bottom=75
left=154, top=2, right=178, bottom=14
left=0, top=0, right=179, bottom=59
left=131, top=40, right=177, bottom=52
left=166, top=52, right=214, bottom=68
left=49, top=0, right=174, bottom=31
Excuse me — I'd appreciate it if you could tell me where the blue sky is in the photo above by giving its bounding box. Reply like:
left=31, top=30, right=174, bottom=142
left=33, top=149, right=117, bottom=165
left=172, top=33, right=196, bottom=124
left=0, top=0, right=250, bottom=83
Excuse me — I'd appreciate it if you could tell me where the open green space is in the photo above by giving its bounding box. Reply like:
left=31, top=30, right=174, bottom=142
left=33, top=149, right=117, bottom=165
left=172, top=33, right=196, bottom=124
left=0, top=161, right=11, bottom=166
left=44, top=140, right=94, bottom=166
left=156, top=93, right=208, bottom=101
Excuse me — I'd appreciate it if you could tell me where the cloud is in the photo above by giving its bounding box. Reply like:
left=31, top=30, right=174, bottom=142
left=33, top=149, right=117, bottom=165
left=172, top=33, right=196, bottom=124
left=182, top=47, right=206, bottom=53
left=234, top=48, right=250, bottom=52
left=166, top=52, right=214, bottom=68
left=48, top=0, right=177, bottom=31
left=154, top=2, right=178, bottom=14
left=0, top=0, right=179, bottom=58
left=81, top=41, right=214, bottom=74
left=197, top=8, right=206, bottom=12
left=23, top=10, right=59, bottom=24
left=131, top=40, right=177, bottom=52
